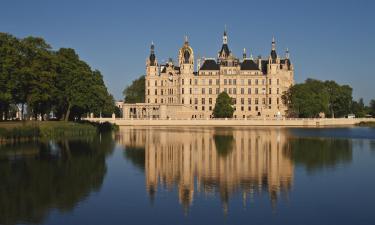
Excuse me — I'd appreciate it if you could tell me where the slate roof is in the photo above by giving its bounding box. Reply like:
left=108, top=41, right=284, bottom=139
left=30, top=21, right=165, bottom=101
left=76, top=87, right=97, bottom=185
left=219, top=44, right=230, bottom=57
left=240, top=59, right=259, bottom=70
left=200, top=59, right=220, bottom=70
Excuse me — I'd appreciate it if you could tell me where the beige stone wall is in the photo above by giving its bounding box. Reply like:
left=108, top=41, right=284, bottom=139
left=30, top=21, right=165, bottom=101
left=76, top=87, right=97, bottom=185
left=144, top=53, right=293, bottom=120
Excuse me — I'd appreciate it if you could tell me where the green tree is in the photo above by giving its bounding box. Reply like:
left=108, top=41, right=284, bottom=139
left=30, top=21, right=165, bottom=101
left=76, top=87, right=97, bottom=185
left=282, top=79, right=329, bottom=118
left=282, top=79, right=353, bottom=118
left=351, top=98, right=367, bottom=117
left=370, top=99, right=375, bottom=117
left=123, top=76, right=145, bottom=103
left=213, top=92, right=234, bottom=118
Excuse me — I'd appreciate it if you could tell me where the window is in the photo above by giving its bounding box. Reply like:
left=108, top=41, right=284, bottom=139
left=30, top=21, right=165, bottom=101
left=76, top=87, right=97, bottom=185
left=224, top=79, right=227, bottom=85
left=161, top=99, right=164, bottom=103
left=202, top=106, right=205, bottom=111
left=269, top=98, right=272, bottom=104
left=269, top=88, right=272, bottom=94
left=209, top=98, right=212, bottom=104
left=241, top=98, right=244, bottom=104
left=241, top=88, right=244, bottom=94
left=255, top=98, right=259, bottom=105
left=248, top=79, right=251, bottom=85
left=262, top=98, right=266, bottom=104
left=194, top=98, right=198, bottom=104
left=248, top=106, right=251, bottom=111
left=155, top=98, right=157, bottom=103
left=190, top=79, right=192, bottom=85
left=209, top=106, right=212, bottom=111
left=224, top=88, right=227, bottom=93
left=229, top=88, right=232, bottom=94
left=255, top=79, right=258, bottom=85
left=202, top=98, right=205, bottom=104
left=202, top=88, right=205, bottom=94
left=216, top=88, right=219, bottom=94
left=241, top=79, right=244, bottom=85
left=182, top=98, right=184, bottom=104
left=209, top=79, right=212, bottom=85
left=209, top=88, right=212, bottom=94
left=233, top=79, right=237, bottom=85
left=262, top=79, right=265, bottom=85
left=241, top=106, right=244, bottom=111
left=248, top=98, right=251, bottom=104
left=182, top=79, right=184, bottom=85
left=182, top=88, right=184, bottom=94
left=148, top=89, right=150, bottom=95
left=229, top=79, right=232, bottom=85
left=255, top=88, right=258, bottom=94
left=202, top=79, right=205, bottom=85
left=277, top=98, right=279, bottom=104
left=194, top=88, right=198, bottom=94
left=248, top=88, right=251, bottom=94
left=190, top=98, right=192, bottom=104
left=195, top=79, right=198, bottom=85
left=216, top=79, right=220, bottom=85
left=277, top=79, right=280, bottom=85
left=232, top=98, right=236, bottom=104
left=147, top=80, right=150, bottom=86
left=189, top=88, right=192, bottom=94
left=155, top=80, right=157, bottom=86
left=233, top=88, right=237, bottom=94
left=155, top=89, right=157, bottom=95
left=269, top=79, right=272, bottom=85
left=161, top=89, right=163, bottom=95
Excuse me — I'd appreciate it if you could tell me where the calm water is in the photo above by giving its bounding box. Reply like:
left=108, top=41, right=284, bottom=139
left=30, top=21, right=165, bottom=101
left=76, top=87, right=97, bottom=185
left=1, top=127, right=375, bottom=225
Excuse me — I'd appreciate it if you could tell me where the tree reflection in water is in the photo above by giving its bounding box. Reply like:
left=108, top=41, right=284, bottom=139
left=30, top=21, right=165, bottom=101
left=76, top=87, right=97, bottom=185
left=120, top=127, right=354, bottom=213
left=0, top=133, right=115, bottom=225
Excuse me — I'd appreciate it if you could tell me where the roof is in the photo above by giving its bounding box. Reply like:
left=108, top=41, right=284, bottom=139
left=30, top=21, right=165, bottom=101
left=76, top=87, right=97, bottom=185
left=240, top=59, right=259, bottom=70
left=200, top=59, right=220, bottom=70
left=219, top=44, right=230, bottom=57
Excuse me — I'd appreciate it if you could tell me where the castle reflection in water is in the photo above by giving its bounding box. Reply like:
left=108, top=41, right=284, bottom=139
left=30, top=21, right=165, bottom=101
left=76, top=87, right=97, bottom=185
left=117, top=127, right=294, bottom=212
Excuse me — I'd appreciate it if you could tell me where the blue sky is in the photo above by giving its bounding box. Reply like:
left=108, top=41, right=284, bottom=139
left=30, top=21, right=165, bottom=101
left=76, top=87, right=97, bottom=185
left=1, top=0, right=374, bottom=102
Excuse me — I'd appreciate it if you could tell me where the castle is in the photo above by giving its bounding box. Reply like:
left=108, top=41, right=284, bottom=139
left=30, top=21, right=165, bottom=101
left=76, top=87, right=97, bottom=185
left=122, top=30, right=294, bottom=119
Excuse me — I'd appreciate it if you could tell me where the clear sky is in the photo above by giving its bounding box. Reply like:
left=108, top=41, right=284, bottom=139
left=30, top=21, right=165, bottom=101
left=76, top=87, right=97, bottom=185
left=1, top=0, right=374, bottom=102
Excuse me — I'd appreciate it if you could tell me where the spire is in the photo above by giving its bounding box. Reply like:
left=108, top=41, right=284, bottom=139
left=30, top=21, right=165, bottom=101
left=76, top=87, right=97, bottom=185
left=223, top=26, right=228, bottom=44
left=270, top=36, right=277, bottom=62
left=184, top=35, right=189, bottom=45
left=243, top=48, right=247, bottom=59
left=149, top=41, right=156, bottom=66
left=285, top=47, right=290, bottom=59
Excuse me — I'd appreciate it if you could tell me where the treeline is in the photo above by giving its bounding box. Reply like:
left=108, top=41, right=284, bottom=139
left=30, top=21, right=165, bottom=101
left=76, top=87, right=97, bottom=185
left=0, top=33, right=115, bottom=121
left=282, top=79, right=375, bottom=118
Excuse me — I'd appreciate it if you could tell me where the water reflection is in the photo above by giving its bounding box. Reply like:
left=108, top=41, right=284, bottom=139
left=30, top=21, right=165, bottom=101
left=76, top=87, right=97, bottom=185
left=118, top=127, right=295, bottom=212
left=0, top=134, right=115, bottom=225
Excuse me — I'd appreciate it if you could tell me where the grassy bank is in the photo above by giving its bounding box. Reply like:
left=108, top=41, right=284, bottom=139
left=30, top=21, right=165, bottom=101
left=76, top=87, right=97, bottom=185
left=356, top=121, right=375, bottom=127
left=0, top=121, right=117, bottom=142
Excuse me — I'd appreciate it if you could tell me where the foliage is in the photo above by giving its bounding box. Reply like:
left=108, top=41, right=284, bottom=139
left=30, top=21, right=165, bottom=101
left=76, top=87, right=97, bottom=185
left=370, top=99, right=375, bottom=116
left=213, top=92, right=234, bottom=118
left=351, top=98, right=367, bottom=117
left=0, top=32, right=115, bottom=121
left=282, top=79, right=353, bottom=118
left=123, top=75, right=145, bottom=103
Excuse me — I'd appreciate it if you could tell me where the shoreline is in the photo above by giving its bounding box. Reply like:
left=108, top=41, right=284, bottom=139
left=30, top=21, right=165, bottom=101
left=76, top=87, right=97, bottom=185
left=84, top=118, right=375, bottom=127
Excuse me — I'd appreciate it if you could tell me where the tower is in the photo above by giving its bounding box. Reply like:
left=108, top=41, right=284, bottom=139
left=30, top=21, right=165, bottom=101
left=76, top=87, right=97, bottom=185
left=268, top=37, right=280, bottom=74
left=146, top=41, right=158, bottom=76
left=179, top=36, right=194, bottom=74
left=218, top=28, right=231, bottom=61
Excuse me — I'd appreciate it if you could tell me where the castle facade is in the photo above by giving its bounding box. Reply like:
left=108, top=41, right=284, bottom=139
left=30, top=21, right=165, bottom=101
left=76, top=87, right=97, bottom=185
left=123, top=30, right=294, bottom=119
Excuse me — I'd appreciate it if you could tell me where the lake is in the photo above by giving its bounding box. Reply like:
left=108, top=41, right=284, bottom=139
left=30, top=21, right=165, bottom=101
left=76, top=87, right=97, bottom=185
left=1, top=126, right=375, bottom=225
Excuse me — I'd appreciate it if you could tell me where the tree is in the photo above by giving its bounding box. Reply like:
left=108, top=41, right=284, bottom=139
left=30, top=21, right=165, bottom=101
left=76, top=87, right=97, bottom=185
left=123, top=76, right=145, bottom=103
left=213, top=92, right=234, bottom=118
left=282, top=79, right=329, bottom=118
left=370, top=99, right=375, bottom=117
left=282, top=79, right=353, bottom=118
left=351, top=98, right=367, bottom=117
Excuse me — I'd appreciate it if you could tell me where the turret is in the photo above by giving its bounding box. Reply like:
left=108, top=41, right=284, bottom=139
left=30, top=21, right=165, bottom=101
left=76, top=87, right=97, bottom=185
left=218, top=28, right=231, bottom=62
left=179, top=36, right=194, bottom=74
left=146, top=42, right=158, bottom=76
